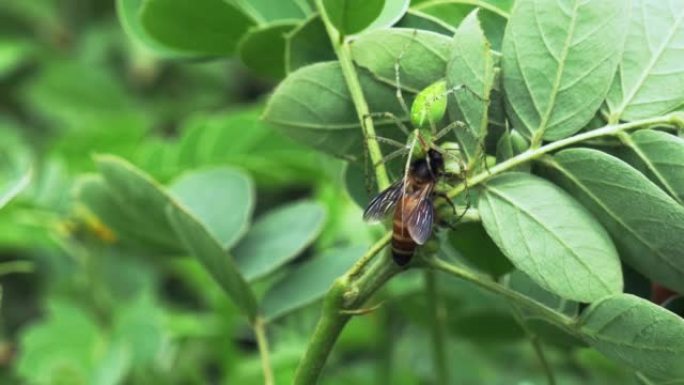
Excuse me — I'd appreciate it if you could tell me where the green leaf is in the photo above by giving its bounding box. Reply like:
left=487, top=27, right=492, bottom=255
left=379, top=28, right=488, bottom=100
left=116, top=0, right=186, bottom=57
left=447, top=9, right=495, bottom=168
left=496, top=129, right=529, bottom=171
left=263, top=61, right=407, bottom=159
left=479, top=172, right=623, bottom=302
left=140, top=0, right=255, bottom=56
left=394, top=9, right=456, bottom=36
left=95, top=155, right=181, bottom=252
left=228, top=0, right=311, bottom=24
left=580, top=294, right=684, bottom=379
left=322, top=0, right=386, bottom=36
left=502, top=0, right=629, bottom=141
left=234, top=200, right=326, bottom=281
left=261, top=245, right=363, bottom=321
left=0, top=156, right=31, bottom=210
left=169, top=167, right=254, bottom=249
left=351, top=28, right=452, bottom=93
left=0, top=38, right=32, bottom=78
left=606, top=0, right=684, bottom=121
left=112, top=294, right=167, bottom=367
left=448, top=222, right=513, bottom=279
left=166, top=203, right=258, bottom=322
left=285, top=16, right=336, bottom=72
left=17, top=300, right=102, bottom=385
left=239, top=22, right=298, bottom=79
left=367, top=0, right=411, bottom=30
left=616, top=129, right=684, bottom=204
left=412, top=0, right=509, bottom=50
left=540, top=148, right=684, bottom=295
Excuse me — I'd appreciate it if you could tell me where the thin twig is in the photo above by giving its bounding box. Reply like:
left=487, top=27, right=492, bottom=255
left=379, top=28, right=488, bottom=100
left=253, top=317, right=274, bottom=385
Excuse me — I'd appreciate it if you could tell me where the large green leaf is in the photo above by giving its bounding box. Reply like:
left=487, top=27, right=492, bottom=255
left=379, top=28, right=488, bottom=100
left=262, top=61, right=407, bottom=159
left=606, top=0, right=684, bottom=121
left=616, top=129, right=684, bottom=204
left=502, top=0, right=628, bottom=141
left=169, top=167, right=254, bottom=249
left=479, top=172, right=622, bottom=302
left=233, top=200, right=326, bottom=281
left=447, top=10, right=494, bottom=167
left=261, top=245, right=364, bottom=321
left=285, top=16, right=336, bottom=73
left=239, top=22, right=298, bottom=79
left=351, top=28, right=451, bottom=93
left=540, top=148, right=684, bottom=294
left=322, top=0, right=385, bottom=36
left=95, top=155, right=180, bottom=252
left=228, top=0, right=311, bottom=24
left=140, top=0, right=255, bottom=56
left=412, top=0, right=509, bottom=50
left=580, top=294, right=684, bottom=379
left=166, top=203, right=258, bottom=322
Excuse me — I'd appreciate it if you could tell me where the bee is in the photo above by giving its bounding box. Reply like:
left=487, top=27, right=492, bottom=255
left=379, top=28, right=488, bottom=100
left=363, top=139, right=457, bottom=266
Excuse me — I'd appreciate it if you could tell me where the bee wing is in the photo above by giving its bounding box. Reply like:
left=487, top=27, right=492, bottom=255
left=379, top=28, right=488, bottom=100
left=406, top=185, right=435, bottom=245
left=363, top=179, right=404, bottom=223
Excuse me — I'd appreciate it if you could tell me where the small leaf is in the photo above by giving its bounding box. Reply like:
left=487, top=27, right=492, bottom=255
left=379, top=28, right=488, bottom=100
left=447, top=9, right=495, bottom=168
left=95, top=155, right=180, bottom=251
left=479, top=172, right=623, bottom=302
left=496, top=129, right=529, bottom=171
left=166, top=203, right=258, bottom=322
left=239, top=22, right=298, bottom=79
left=116, top=0, right=186, bottom=57
left=229, top=0, right=311, bottom=24
left=394, top=10, right=456, bottom=36
left=285, top=16, right=336, bottom=72
left=234, top=200, right=326, bottom=281
left=540, top=148, right=684, bottom=295
left=140, top=0, right=255, bottom=56
left=412, top=0, right=509, bottom=50
left=502, top=0, right=629, bottom=140
left=580, top=294, right=684, bottom=379
left=322, top=0, right=385, bottom=36
left=606, top=0, right=684, bottom=121
left=616, top=129, right=684, bottom=204
left=169, top=167, right=254, bottom=249
left=0, top=160, right=30, bottom=210
left=366, top=0, right=410, bottom=30
left=351, top=28, right=451, bottom=93
left=261, top=245, right=363, bottom=321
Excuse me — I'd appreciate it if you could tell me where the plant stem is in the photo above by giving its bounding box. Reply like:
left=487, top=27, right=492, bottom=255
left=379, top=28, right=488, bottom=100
left=293, top=255, right=401, bottom=385
left=448, top=112, right=684, bottom=199
left=509, top=304, right=556, bottom=385
left=424, top=270, right=450, bottom=385
left=315, top=0, right=390, bottom=190
left=426, top=257, right=577, bottom=334
left=254, top=317, right=274, bottom=385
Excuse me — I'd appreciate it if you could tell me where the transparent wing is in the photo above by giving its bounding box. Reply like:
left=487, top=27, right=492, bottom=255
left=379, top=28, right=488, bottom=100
left=407, top=186, right=434, bottom=245
left=363, top=179, right=404, bottom=222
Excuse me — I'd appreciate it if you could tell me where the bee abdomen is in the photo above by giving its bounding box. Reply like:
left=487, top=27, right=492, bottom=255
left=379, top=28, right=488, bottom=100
left=391, top=218, right=416, bottom=266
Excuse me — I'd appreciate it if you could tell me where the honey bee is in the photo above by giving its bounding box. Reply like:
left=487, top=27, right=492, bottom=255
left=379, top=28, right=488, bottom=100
left=363, top=144, right=455, bottom=266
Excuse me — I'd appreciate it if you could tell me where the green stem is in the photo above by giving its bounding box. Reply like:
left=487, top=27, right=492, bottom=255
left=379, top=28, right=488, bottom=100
left=293, top=255, right=401, bottom=385
left=426, top=257, right=576, bottom=334
left=509, top=304, right=556, bottom=385
left=0, top=260, right=34, bottom=276
left=448, top=113, right=684, bottom=199
left=254, top=317, right=274, bottom=385
left=424, top=270, right=449, bottom=385
left=315, top=0, right=390, bottom=190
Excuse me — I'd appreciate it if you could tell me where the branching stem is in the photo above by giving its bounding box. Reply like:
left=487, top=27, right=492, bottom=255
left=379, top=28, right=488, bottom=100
left=315, top=0, right=390, bottom=190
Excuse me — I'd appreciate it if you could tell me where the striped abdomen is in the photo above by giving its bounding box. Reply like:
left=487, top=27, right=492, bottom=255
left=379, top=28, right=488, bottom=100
left=391, top=196, right=417, bottom=266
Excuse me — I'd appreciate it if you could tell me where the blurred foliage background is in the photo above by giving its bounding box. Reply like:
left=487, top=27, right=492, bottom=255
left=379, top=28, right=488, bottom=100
left=0, top=0, right=651, bottom=384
